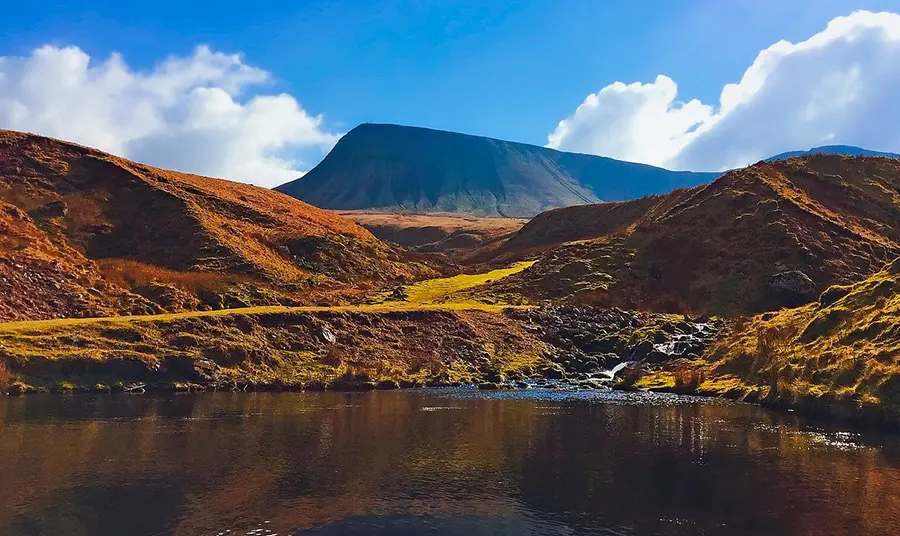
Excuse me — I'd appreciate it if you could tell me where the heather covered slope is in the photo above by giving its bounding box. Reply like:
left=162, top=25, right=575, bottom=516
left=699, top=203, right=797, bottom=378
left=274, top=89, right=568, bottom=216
left=276, top=123, right=718, bottom=217
left=678, top=257, right=900, bottom=426
left=0, top=130, right=433, bottom=321
left=481, top=155, right=900, bottom=315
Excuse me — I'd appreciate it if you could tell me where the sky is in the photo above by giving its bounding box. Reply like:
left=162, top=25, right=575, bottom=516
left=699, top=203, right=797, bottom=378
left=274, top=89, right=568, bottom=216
left=2, top=0, right=900, bottom=186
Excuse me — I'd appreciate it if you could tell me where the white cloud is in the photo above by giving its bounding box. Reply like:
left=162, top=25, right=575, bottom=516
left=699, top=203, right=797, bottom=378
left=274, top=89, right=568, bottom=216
left=0, top=45, right=339, bottom=187
left=548, top=10, right=900, bottom=171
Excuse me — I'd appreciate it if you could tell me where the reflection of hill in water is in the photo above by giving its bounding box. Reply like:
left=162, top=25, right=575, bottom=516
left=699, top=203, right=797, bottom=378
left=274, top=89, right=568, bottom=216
left=1, top=392, right=900, bottom=535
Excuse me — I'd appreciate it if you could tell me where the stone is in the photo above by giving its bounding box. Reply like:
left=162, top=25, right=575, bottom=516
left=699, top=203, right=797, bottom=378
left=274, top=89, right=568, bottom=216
left=768, top=270, right=816, bottom=304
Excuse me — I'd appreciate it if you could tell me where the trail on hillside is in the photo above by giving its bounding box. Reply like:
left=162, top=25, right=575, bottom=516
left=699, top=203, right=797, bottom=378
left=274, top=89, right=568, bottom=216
left=0, top=262, right=537, bottom=333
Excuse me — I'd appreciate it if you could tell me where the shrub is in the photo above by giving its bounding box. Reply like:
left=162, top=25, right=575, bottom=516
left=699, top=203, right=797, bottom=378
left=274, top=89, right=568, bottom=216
left=673, top=365, right=705, bottom=392
left=0, top=360, right=10, bottom=391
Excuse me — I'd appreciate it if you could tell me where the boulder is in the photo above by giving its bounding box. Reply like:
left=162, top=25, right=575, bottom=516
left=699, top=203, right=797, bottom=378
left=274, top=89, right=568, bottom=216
left=768, top=270, right=816, bottom=305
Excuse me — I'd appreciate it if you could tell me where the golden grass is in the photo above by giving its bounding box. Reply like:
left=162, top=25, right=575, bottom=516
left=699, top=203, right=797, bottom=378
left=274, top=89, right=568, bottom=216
left=98, top=259, right=234, bottom=294
left=372, top=261, right=536, bottom=306
left=694, top=259, right=900, bottom=418
left=0, top=261, right=536, bottom=336
left=0, top=302, right=529, bottom=334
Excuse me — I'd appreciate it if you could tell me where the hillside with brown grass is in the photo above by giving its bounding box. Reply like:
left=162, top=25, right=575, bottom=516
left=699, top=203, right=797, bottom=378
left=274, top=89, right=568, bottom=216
left=481, top=155, right=900, bottom=315
left=340, top=210, right=527, bottom=256
left=0, top=130, right=434, bottom=321
left=628, top=257, right=900, bottom=428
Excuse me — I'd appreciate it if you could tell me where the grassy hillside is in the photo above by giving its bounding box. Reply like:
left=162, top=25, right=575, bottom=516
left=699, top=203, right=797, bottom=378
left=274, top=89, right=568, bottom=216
left=0, top=261, right=543, bottom=393
left=481, top=155, right=900, bottom=316
left=340, top=210, right=527, bottom=255
left=629, top=257, right=900, bottom=427
left=0, top=130, right=436, bottom=321
left=276, top=123, right=718, bottom=217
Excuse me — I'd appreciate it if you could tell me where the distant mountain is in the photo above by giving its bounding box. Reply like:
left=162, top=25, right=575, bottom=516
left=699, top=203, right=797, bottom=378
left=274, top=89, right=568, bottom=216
left=276, top=124, right=720, bottom=218
left=767, top=145, right=900, bottom=161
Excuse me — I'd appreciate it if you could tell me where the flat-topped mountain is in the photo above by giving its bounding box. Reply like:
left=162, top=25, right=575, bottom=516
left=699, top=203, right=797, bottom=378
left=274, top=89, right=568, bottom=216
left=275, top=123, right=720, bottom=217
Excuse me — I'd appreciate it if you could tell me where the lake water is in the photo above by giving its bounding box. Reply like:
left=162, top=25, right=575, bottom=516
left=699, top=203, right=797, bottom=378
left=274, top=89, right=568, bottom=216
left=1, top=389, right=899, bottom=536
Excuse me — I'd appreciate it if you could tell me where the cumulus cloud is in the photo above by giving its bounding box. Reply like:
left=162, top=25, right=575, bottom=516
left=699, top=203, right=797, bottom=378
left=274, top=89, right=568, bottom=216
left=0, top=45, right=339, bottom=186
left=548, top=10, right=900, bottom=171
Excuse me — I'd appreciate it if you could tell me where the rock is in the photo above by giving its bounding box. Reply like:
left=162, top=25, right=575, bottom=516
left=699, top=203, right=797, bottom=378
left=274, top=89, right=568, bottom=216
left=543, top=365, right=566, bottom=379
left=376, top=379, right=400, bottom=390
left=484, top=369, right=504, bottom=383
left=478, top=382, right=500, bottom=390
left=631, top=340, right=654, bottom=359
left=645, top=350, right=670, bottom=364
left=321, top=328, right=337, bottom=344
left=515, top=381, right=528, bottom=389
left=769, top=270, right=816, bottom=305
left=31, top=200, right=69, bottom=219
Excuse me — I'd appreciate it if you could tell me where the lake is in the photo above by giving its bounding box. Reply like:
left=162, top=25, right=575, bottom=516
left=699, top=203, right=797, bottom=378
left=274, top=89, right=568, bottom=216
left=1, top=389, right=899, bottom=535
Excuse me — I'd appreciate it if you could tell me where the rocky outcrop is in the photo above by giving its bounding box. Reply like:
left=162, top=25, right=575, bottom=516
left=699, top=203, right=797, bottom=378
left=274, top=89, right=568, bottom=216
left=506, top=306, right=725, bottom=385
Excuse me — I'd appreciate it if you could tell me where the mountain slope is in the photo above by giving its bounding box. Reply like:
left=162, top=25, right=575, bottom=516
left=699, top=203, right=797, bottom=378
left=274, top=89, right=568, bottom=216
left=480, top=155, right=900, bottom=316
left=767, top=145, right=900, bottom=160
left=276, top=123, right=719, bottom=217
left=0, top=130, right=432, bottom=321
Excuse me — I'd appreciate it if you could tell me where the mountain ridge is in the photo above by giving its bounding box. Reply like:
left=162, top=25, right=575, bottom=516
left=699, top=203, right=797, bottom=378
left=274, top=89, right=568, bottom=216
left=767, top=144, right=900, bottom=160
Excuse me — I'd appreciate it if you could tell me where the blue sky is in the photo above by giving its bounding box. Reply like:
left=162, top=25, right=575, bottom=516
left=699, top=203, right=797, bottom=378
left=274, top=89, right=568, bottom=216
left=3, top=1, right=900, bottom=184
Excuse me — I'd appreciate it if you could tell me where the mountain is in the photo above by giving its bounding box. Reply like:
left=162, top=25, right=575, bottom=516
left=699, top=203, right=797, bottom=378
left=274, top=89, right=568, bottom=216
left=767, top=145, right=900, bottom=160
left=0, top=130, right=433, bottom=321
left=478, top=155, right=900, bottom=316
left=275, top=123, right=720, bottom=218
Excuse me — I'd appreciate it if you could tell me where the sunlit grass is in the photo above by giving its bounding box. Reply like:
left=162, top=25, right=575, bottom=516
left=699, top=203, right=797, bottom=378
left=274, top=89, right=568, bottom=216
left=0, top=262, right=537, bottom=333
left=377, top=260, right=536, bottom=305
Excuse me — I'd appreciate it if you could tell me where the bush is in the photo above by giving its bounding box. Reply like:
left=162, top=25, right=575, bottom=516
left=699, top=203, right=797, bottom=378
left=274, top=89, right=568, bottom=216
left=0, top=360, right=10, bottom=391
left=673, top=366, right=705, bottom=392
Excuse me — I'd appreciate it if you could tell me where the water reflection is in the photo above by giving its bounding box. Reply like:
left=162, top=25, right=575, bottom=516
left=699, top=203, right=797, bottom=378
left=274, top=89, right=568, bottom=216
left=1, top=390, right=899, bottom=536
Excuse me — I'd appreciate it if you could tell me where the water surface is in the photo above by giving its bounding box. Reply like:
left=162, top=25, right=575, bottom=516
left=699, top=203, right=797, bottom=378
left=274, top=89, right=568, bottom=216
left=2, top=389, right=899, bottom=535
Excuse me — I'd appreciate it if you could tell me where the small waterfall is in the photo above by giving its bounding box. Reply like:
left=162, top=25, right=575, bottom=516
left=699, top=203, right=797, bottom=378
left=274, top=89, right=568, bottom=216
left=598, top=361, right=636, bottom=380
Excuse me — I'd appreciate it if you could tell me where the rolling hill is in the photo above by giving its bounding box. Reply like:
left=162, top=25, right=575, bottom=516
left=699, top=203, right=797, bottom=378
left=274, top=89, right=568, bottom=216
left=478, top=155, right=900, bottom=316
left=0, top=130, right=434, bottom=321
left=275, top=123, right=719, bottom=218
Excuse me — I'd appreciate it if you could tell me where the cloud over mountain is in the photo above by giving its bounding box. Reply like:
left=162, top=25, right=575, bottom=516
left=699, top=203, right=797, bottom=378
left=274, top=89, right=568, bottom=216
left=548, top=10, right=900, bottom=171
left=0, top=45, right=338, bottom=186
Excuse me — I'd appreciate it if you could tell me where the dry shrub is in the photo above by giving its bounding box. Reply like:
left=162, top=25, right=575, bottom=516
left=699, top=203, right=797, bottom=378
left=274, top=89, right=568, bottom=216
left=99, top=259, right=232, bottom=294
left=673, top=364, right=706, bottom=392
left=0, top=360, right=11, bottom=391
left=322, top=346, right=345, bottom=367
left=755, top=325, right=790, bottom=394
left=756, top=325, right=790, bottom=366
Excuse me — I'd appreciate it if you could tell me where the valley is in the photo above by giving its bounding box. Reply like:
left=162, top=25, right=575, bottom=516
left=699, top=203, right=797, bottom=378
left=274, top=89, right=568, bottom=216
left=2, top=128, right=900, bottom=431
